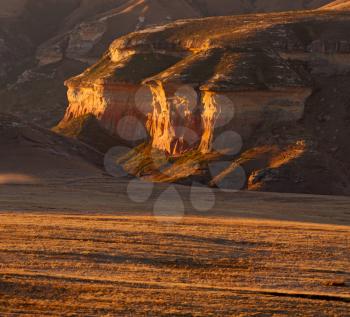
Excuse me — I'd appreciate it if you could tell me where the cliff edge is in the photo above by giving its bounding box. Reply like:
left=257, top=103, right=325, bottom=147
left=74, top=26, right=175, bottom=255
left=56, top=9, right=350, bottom=195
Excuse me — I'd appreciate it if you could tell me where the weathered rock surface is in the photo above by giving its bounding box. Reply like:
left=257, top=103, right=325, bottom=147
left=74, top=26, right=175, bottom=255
left=60, top=10, right=350, bottom=157
left=0, top=0, right=79, bottom=86
left=36, top=0, right=334, bottom=67
left=3, top=0, right=350, bottom=195
left=322, top=0, right=350, bottom=10
left=0, top=0, right=338, bottom=126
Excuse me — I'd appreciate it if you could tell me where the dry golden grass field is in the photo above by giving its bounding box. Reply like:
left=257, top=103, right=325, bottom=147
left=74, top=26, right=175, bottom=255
left=0, top=177, right=349, bottom=316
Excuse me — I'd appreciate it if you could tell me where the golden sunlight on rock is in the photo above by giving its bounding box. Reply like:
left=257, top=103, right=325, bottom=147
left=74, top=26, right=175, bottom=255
left=1, top=2, right=350, bottom=315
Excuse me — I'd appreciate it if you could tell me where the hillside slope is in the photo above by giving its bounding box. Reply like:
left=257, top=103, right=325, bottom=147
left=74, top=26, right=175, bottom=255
left=56, top=9, right=350, bottom=195
left=0, top=113, right=102, bottom=182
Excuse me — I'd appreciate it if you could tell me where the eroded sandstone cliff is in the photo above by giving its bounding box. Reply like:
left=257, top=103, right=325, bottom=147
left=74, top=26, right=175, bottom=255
left=1, top=0, right=340, bottom=128
left=60, top=11, right=350, bottom=157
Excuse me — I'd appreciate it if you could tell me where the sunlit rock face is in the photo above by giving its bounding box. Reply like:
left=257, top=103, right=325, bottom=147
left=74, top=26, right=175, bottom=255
left=63, top=83, right=147, bottom=142
left=139, top=83, right=310, bottom=155
left=60, top=10, right=350, bottom=155
left=35, top=0, right=335, bottom=67
left=322, top=0, right=350, bottom=10
left=2, top=0, right=340, bottom=129
left=145, top=82, right=202, bottom=154
left=63, top=73, right=310, bottom=156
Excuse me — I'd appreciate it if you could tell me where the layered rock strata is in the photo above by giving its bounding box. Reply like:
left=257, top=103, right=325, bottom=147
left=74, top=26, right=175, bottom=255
left=60, top=10, right=350, bottom=155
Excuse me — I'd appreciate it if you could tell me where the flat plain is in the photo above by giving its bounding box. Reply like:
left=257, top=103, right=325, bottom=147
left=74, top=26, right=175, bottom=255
left=0, top=177, right=349, bottom=316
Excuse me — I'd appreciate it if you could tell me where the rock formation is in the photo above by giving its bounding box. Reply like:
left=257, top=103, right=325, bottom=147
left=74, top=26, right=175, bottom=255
left=322, top=0, right=350, bottom=10
left=1, top=0, right=350, bottom=194
left=0, top=0, right=336, bottom=126
left=36, top=0, right=334, bottom=67
left=60, top=10, right=350, bottom=158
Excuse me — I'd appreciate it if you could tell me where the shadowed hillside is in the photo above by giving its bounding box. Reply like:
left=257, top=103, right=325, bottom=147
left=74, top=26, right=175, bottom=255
left=0, top=113, right=102, bottom=182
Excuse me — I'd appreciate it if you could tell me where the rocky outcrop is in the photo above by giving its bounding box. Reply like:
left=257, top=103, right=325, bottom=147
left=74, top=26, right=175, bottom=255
left=1, top=0, right=340, bottom=128
left=60, top=11, right=350, bottom=157
left=322, top=0, right=350, bottom=10
left=36, top=0, right=335, bottom=67
left=280, top=37, right=350, bottom=75
left=0, top=0, right=79, bottom=86
left=63, top=83, right=147, bottom=141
